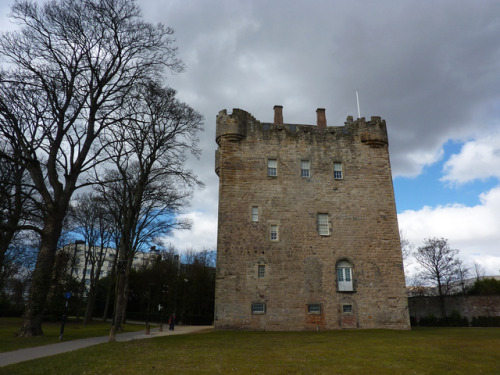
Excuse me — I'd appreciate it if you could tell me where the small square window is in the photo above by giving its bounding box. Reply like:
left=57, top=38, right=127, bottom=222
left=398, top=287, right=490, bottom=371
left=270, top=225, right=278, bottom=241
left=308, top=304, right=321, bottom=314
left=268, top=159, right=277, bottom=176
left=301, top=160, right=310, bottom=177
left=334, top=162, right=343, bottom=179
left=317, top=214, right=329, bottom=236
left=251, top=206, right=259, bottom=222
left=252, top=303, right=266, bottom=314
left=258, top=265, right=265, bottom=278
left=343, top=304, right=353, bottom=313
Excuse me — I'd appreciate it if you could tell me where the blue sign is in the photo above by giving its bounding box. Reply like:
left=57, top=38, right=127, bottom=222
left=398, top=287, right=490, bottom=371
left=64, top=292, right=72, bottom=300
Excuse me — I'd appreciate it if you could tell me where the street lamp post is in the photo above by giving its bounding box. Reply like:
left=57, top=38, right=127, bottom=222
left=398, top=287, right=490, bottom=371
left=159, top=284, right=167, bottom=332
left=146, top=283, right=153, bottom=334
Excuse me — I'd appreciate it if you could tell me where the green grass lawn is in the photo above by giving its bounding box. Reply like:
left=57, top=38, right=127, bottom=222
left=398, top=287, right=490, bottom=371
left=1, top=327, right=499, bottom=374
left=0, top=317, right=147, bottom=352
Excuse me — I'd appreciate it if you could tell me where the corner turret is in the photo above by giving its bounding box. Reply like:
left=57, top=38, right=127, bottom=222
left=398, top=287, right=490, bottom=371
left=345, top=116, right=388, bottom=147
left=216, top=108, right=258, bottom=145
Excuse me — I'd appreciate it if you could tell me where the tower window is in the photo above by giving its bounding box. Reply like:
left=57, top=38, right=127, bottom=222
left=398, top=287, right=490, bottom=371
left=334, top=162, right=343, bottom=179
left=258, top=265, right=265, bottom=278
left=317, top=214, right=329, bottom=236
left=251, top=206, right=259, bottom=222
left=337, top=260, right=354, bottom=292
left=252, top=303, right=266, bottom=314
left=307, top=304, right=321, bottom=314
left=301, top=160, right=310, bottom=177
left=267, top=159, right=277, bottom=176
left=270, top=225, right=278, bottom=241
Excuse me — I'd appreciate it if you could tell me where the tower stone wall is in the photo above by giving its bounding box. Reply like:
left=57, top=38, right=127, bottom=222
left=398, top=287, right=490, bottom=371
left=214, top=107, right=410, bottom=330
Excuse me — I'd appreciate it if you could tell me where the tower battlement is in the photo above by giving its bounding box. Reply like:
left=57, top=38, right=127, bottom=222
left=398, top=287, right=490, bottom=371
left=216, top=107, right=388, bottom=149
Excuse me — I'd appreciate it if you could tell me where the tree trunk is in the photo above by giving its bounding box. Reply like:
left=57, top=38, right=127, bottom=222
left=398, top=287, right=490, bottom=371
left=102, top=267, right=116, bottom=322
left=109, top=269, right=127, bottom=342
left=84, top=263, right=99, bottom=326
left=84, top=288, right=95, bottom=325
left=102, top=248, right=118, bottom=322
left=17, top=220, right=62, bottom=337
left=437, top=281, right=447, bottom=318
left=76, top=258, right=89, bottom=322
left=121, top=271, right=130, bottom=325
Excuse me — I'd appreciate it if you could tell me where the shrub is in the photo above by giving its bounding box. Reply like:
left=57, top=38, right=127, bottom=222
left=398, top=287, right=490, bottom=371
left=415, top=312, right=469, bottom=327
left=470, top=316, right=500, bottom=327
left=468, top=278, right=500, bottom=295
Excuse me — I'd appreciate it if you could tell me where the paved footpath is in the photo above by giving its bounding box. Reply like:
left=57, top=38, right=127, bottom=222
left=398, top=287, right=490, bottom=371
left=0, top=325, right=213, bottom=367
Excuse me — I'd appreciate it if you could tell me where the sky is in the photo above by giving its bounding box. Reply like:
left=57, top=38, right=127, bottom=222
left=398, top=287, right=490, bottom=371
left=2, top=0, right=500, bottom=277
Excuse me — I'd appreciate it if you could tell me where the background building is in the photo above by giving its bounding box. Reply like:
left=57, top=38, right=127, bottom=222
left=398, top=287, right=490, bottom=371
left=59, top=242, right=158, bottom=288
left=214, top=106, right=410, bottom=330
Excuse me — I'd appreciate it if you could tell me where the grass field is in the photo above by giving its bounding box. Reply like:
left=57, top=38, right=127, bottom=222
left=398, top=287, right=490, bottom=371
left=1, top=327, right=499, bottom=374
left=0, top=317, right=146, bottom=352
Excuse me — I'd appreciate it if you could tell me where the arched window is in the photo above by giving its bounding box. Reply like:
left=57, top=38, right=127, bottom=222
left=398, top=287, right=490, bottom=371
left=337, top=260, right=353, bottom=291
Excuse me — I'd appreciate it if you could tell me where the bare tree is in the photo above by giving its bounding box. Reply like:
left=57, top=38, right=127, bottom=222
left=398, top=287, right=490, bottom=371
left=399, top=230, right=413, bottom=264
left=456, top=260, right=470, bottom=295
left=98, top=81, right=203, bottom=341
left=70, top=193, right=113, bottom=325
left=473, top=261, right=485, bottom=281
left=0, top=0, right=182, bottom=336
left=399, top=229, right=414, bottom=285
left=413, top=237, right=461, bottom=317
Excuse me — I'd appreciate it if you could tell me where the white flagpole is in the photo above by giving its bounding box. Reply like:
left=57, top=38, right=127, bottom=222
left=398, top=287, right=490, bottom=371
left=356, top=90, right=361, bottom=119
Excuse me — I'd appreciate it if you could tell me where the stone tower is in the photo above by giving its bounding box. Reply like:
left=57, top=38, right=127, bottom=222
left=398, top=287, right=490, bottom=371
left=214, top=106, right=410, bottom=330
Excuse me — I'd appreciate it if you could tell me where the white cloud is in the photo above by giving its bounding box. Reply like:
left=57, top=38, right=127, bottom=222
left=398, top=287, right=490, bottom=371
left=398, top=186, right=500, bottom=276
left=442, top=134, right=500, bottom=185
left=164, top=211, right=217, bottom=252
left=393, top=147, right=445, bottom=178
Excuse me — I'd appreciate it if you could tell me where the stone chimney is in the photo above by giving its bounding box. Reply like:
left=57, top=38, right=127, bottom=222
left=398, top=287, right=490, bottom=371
left=316, top=108, right=326, bottom=131
left=274, top=105, right=283, bottom=125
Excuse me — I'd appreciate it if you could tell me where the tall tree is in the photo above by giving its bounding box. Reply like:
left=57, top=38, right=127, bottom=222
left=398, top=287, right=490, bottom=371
left=413, top=237, right=461, bottom=317
left=97, top=81, right=203, bottom=341
left=0, top=0, right=182, bottom=336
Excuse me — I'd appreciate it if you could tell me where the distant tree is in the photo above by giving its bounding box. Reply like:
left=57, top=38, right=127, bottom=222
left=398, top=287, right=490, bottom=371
left=473, top=261, right=486, bottom=281
left=0, top=0, right=182, bottom=336
left=180, top=249, right=216, bottom=325
left=456, top=260, right=470, bottom=295
left=399, top=230, right=413, bottom=264
left=413, top=237, right=461, bottom=317
left=124, top=246, right=215, bottom=326
left=468, top=278, right=500, bottom=296
left=399, top=230, right=414, bottom=284
left=70, top=193, right=114, bottom=325
left=1, top=232, right=38, bottom=308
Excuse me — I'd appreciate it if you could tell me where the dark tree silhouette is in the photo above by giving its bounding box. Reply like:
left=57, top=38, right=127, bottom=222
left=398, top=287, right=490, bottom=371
left=97, top=81, right=203, bottom=341
left=413, top=237, right=461, bottom=317
left=0, top=0, right=182, bottom=336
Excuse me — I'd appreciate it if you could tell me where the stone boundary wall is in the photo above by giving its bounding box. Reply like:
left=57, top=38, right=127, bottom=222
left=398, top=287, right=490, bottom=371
left=408, top=295, right=500, bottom=320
